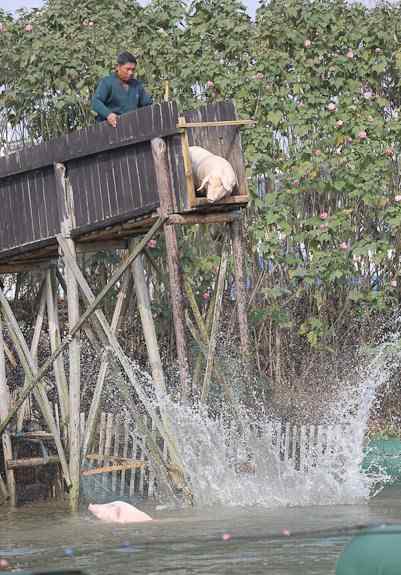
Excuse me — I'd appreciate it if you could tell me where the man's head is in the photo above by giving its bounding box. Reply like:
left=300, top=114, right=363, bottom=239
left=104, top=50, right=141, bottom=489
left=116, top=51, right=137, bottom=83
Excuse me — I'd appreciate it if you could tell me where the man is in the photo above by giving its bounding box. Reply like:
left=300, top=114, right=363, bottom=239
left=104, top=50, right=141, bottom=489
left=92, top=51, right=153, bottom=127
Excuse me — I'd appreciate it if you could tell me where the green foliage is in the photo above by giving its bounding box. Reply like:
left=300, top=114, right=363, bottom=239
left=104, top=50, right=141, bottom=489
left=3, top=0, right=401, bottom=382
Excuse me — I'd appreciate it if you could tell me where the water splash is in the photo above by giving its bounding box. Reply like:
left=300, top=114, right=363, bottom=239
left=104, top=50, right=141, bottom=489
left=161, top=338, right=399, bottom=508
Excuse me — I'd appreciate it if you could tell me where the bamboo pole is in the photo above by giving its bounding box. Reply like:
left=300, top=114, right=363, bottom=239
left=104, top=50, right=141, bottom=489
left=46, top=268, right=69, bottom=429
left=230, top=218, right=249, bottom=358
left=0, top=291, right=72, bottom=488
left=201, top=241, right=229, bottom=403
left=65, top=237, right=81, bottom=512
left=151, top=137, right=191, bottom=400
left=0, top=315, right=16, bottom=506
left=0, top=217, right=165, bottom=438
left=17, top=276, right=47, bottom=432
left=131, top=251, right=167, bottom=395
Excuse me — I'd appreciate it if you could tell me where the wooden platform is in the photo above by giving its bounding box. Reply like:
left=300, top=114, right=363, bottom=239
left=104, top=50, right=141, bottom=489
left=0, top=101, right=248, bottom=272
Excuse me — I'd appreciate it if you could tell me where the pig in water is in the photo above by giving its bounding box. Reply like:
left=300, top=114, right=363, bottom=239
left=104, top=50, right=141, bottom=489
left=189, top=146, right=238, bottom=203
left=88, top=501, right=152, bottom=524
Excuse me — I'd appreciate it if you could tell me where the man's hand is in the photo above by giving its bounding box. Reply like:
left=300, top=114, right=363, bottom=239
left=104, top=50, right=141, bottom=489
left=106, top=113, right=118, bottom=128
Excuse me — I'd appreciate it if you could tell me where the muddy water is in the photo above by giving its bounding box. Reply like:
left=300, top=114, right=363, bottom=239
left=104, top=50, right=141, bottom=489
left=1, top=487, right=401, bottom=574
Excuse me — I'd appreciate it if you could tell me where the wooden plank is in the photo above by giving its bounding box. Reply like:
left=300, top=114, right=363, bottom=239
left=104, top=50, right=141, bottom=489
left=82, top=461, right=146, bottom=476
left=7, top=456, right=60, bottom=469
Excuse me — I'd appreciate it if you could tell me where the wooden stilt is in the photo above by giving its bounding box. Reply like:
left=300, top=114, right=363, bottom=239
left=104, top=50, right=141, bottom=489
left=65, top=239, right=81, bottom=512
left=151, top=138, right=191, bottom=400
left=54, top=162, right=81, bottom=511
left=46, top=268, right=69, bottom=430
left=0, top=316, right=16, bottom=507
left=230, top=218, right=249, bottom=359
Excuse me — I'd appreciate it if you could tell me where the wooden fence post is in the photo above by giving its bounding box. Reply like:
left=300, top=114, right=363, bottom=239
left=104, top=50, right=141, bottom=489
left=230, top=217, right=249, bottom=359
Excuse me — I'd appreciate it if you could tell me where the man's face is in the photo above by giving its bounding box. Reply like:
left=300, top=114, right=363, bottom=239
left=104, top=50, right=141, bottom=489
left=117, top=62, right=136, bottom=83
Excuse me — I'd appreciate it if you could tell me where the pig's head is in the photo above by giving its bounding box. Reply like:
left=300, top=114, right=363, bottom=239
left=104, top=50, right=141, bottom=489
left=197, top=172, right=236, bottom=203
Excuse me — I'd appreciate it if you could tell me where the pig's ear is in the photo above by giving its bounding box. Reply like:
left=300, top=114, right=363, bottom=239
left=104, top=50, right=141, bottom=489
left=221, top=171, right=237, bottom=192
left=197, top=176, right=209, bottom=192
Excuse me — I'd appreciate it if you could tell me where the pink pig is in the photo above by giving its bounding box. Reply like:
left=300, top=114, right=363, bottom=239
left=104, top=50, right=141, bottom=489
left=88, top=501, right=152, bottom=524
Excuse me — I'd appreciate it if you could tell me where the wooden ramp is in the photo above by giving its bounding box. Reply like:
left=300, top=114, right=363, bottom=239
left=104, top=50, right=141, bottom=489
left=0, top=101, right=249, bottom=271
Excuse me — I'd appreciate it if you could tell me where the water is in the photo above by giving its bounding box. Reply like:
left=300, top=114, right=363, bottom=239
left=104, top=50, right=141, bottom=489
left=1, top=487, right=401, bottom=574
left=3, top=327, right=401, bottom=572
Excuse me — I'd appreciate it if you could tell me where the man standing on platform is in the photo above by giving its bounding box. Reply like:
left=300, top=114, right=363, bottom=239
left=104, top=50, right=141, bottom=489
left=92, top=51, right=153, bottom=127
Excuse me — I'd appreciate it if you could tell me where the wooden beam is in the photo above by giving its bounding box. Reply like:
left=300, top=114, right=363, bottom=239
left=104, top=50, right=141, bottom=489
left=0, top=217, right=165, bottom=438
left=177, top=116, right=196, bottom=209
left=81, top=461, right=146, bottom=476
left=7, top=456, right=60, bottom=469
left=166, top=211, right=241, bottom=226
left=194, top=195, right=249, bottom=207
left=152, top=137, right=191, bottom=399
left=177, top=119, right=255, bottom=129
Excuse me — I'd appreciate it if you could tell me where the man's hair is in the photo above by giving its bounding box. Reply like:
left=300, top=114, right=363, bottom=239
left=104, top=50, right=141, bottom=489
left=117, top=51, right=137, bottom=66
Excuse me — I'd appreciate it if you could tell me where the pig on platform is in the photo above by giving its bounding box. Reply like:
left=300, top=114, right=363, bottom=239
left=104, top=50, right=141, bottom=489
left=88, top=501, right=152, bottom=524
left=189, top=146, right=237, bottom=203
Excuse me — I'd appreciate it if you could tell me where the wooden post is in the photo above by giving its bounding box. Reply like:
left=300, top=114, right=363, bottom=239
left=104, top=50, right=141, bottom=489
left=201, top=240, right=228, bottom=403
left=54, top=162, right=81, bottom=512
left=46, top=268, right=69, bottom=430
left=151, top=137, right=191, bottom=400
left=0, top=315, right=16, bottom=507
left=131, top=249, right=166, bottom=395
left=230, top=218, right=249, bottom=359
